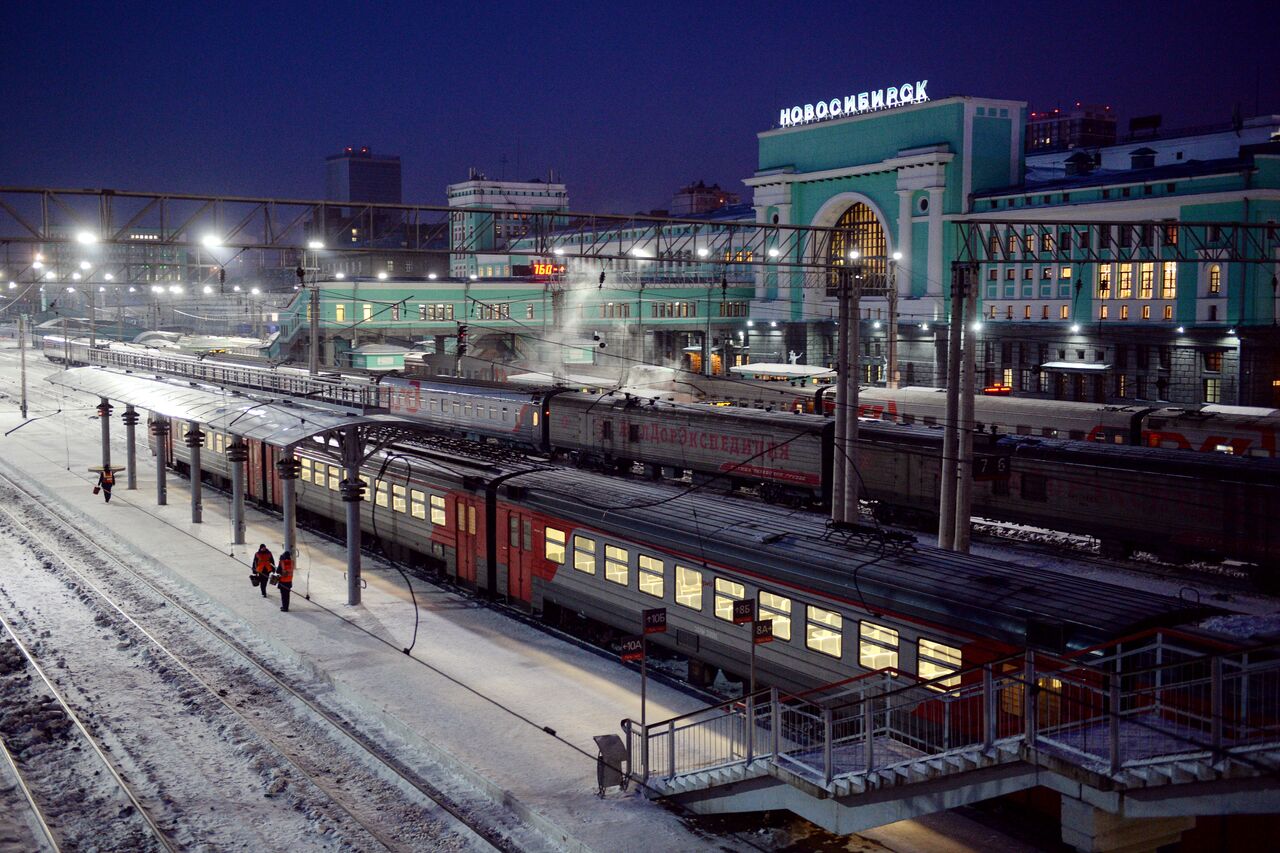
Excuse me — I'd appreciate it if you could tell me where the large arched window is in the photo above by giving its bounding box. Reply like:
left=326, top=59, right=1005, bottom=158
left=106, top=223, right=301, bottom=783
left=827, top=202, right=887, bottom=295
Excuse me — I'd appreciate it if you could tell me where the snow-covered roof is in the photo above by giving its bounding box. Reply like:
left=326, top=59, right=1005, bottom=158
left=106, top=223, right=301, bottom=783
left=729, top=363, right=836, bottom=379
left=1040, top=361, right=1110, bottom=372
left=47, top=367, right=404, bottom=448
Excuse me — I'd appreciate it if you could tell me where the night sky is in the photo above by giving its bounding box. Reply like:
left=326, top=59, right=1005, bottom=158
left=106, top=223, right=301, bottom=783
left=4, top=1, right=1276, bottom=214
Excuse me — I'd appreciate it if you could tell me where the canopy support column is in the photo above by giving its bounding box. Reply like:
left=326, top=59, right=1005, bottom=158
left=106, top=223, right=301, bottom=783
left=122, top=406, right=139, bottom=490
left=227, top=438, right=248, bottom=545
left=340, top=427, right=365, bottom=606
left=150, top=416, right=169, bottom=506
left=185, top=422, right=204, bottom=524
left=97, top=398, right=112, bottom=470
left=277, top=454, right=300, bottom=556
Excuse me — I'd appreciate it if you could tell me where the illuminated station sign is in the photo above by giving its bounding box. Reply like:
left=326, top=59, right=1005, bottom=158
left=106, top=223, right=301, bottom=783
left=514, top=261, right=567, bottom=277
left=778, top=80, right=929, bottom=128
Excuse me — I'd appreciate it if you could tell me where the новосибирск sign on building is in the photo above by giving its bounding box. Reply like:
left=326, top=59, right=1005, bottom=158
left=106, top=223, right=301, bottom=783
left=778, top=80, right=930, bottom=127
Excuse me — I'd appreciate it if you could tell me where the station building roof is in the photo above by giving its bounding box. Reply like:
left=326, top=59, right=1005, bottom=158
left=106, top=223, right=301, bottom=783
left=47, top=367, right=404, bottom=448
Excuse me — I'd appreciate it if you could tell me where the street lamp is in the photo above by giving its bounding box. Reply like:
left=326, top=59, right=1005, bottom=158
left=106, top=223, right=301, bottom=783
left=202, top=234, right=222, bottom=248
left=76, top=231, right=97, bottom=245
left=79, top=260, right=91, bottom=270
left=308, top=240, right=325, bottom=250
left=335, top=271, right=346, bottom=280
left=377, top=271, right=388, bottom=280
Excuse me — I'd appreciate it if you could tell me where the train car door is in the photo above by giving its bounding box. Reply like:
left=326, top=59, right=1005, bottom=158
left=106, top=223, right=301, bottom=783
left=245, top=439, right=263, bottom=501
left=504, top=508, right=534, bottom=604
left=453, top=494, right=480, bottom=587
left=263, top=443, right=280, bottom=506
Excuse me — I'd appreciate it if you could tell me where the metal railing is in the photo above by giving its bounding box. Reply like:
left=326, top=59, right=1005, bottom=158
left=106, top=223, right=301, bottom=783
left=625, top=632, right=1280, bottom=794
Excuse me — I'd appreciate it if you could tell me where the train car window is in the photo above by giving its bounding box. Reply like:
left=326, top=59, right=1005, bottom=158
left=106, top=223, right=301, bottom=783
left=1016, top=424, right=1031, bottom=435
left=463, top=403, right=472, bottom=418
left=923, top=416, right=937, bottom=427
left=859, top=622, right=898, bottom=670
left=544, top=528, right=566, bottom=564
left=374, top=481, right=389, bottom=508
left=509, top=516, right=520, bottom=549
left=392, top=484, right=406, bottom=513
left=1021, top=473, right=1048, bottom=502
left=359, top=474, right=372, bottom=496
left=523, top=520, right=532, bottom=551
left=601, top=421, right=613, bottom=440
left=300, top=458, right=313, bottom=483
left=638, top=555, right=664, bottom=598
left=456, top=504, right=465, bottom=530
left=714, top=578, right=745, bottom=621
left=502, top=407, right=509, bottom=422
left=628, top=423, right=641, bottom=442
left=573, top=536, right=597, bottom=574
left=430, top=495, right=446, bottom=525
left=806, top=606, right=842, bottom=658
left=759, top=591, right=791, bottom=641
left=489, top=407, right=498, bottom=420
left=467, top=506, right=476, bottom=535
left=901, top=414, right=914, bottom=426
left=1041, top=428, right=1057, bottom=438
left=605, top=545, right=629, bottom=586
left=675, top=566, right=703, bottom=610
left=410, top=490, right=426, bottom=519
left=918, top=639, right=962, bottom=688
left=533, top=410, right=540, bottom=427
left=328, top=466, right=341, bottom=491
left=214, top=433, right=225, bottom=453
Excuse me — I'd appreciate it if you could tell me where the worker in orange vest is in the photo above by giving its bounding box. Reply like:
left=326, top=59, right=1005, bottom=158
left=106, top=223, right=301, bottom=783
left=274, top=551, right=295, bottom=612
left=251, top=544, right=274, bottom=598
left=96, top=469, right=115, bottom=503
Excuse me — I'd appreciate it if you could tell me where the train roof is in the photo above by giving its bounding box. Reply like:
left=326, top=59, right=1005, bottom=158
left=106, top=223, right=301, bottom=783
left=513, top=467, right=1215, bottom=652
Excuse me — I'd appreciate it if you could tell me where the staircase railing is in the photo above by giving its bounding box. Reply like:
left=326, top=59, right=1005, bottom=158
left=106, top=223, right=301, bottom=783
left=625, top=632, right=1280, bottom=793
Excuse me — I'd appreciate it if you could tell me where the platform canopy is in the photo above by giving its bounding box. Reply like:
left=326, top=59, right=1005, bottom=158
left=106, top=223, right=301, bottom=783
left=47, top=367, right=407, bottom=447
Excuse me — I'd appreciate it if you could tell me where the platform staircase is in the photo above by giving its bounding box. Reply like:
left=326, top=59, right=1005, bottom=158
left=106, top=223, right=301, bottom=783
left=624, top=630, right=1280, bottom=831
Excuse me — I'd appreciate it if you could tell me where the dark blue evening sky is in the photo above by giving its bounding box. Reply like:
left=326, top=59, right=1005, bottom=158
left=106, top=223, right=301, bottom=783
left=3, top=0, right=1275, bottom=213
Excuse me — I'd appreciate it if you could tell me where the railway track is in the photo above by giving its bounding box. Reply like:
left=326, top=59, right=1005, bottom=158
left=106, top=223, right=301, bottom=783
left=0, top=468, right=543, bottom=852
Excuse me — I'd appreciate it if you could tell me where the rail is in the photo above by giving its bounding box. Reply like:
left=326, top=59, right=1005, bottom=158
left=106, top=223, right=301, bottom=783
left=625, top=631, right=1280, bottom=793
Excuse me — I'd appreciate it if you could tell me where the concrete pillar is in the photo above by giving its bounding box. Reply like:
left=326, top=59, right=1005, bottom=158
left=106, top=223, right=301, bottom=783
left=150, top=416, right=169, bottom=506
left=184, top=422, right=204, bottom=524
left=97, top=398, right=112, bottom=470
left=340, top=426, right=365, bottom=606
left=122, top=405, right=139, bottom=490
left=895, top=189, right=914, bottom=297
left=276, top=454, right=300, bottom=556
left=226, top=438, right=248, bottom=545
left=926, top=187, right=945, bottom=298
left=1060, top=798, right=1193, bottom=853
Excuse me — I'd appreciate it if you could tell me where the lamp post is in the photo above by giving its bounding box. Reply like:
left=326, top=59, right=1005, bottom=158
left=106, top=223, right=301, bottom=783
left=888, top=251, right=902, bottom=388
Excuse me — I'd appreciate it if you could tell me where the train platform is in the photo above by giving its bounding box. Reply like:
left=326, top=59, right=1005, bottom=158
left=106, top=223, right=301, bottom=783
left=0, top=356, right=1046, bottom=852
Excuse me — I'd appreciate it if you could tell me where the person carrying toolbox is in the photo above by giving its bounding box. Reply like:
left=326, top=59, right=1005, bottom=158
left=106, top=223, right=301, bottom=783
left=251, top=544, right=274, bottom=598
left=273, top=551, right=295, bottom=612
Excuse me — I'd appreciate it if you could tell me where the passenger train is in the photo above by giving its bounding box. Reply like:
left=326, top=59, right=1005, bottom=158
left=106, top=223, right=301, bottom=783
left=147, top=413, right=1222, bottom=696
left=43, top=336, right=1280, bottom=580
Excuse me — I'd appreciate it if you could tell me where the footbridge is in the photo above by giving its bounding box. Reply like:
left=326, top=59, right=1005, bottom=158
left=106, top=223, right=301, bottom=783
left=624, top=630, right=1279, bottom=851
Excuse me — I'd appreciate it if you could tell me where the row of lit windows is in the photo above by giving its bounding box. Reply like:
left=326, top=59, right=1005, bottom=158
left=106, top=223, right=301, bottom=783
left=297, top=459, right=449, bottom=524
left=652, top=301, right=699, bottom=318
left=985, top=302, right=1179, bottom=322
left=544, top=528, right=961, bottom=686
left=407, top=396, right=528, bottom=424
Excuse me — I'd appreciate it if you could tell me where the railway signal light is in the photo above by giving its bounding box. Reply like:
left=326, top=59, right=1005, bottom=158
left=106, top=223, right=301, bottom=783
left=457, top=324, right=469, bottom=356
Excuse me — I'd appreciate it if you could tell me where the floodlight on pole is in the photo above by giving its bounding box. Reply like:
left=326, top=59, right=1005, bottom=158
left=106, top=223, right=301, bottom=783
left=75, top=231, right=97, bottom=245
left=308, top=240, right=325, bottom=250
left=553, top=247, right=564, bottom=256
left=377, top=271, right=388, bottom=280
left=104, top=273, right=114, bottom=281
left=201, top=235, right=222, bottom=248
left=79, top=260, right=91, bottom=270
left=892, top=251, right=903, bottom=260
left=335, top=271, right=345, bottom=279
left=849, top=250, right=861, bottom=260
left=428, top=273, right=438, bottom=280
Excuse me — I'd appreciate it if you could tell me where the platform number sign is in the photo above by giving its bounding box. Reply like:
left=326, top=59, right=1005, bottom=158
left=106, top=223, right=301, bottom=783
left=753, top=619, right=774, bottom=645
left=643, top=608, right=667, bottom=635
left=732, top=599, right=754, bottom=625
left=974, top=453, right=1012, bottom=482
left=619, top=635, right=645, bottom=662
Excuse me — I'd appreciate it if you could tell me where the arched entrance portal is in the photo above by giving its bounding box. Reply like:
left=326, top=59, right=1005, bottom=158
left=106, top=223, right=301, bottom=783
left=827, top=202, right=887, bottom=295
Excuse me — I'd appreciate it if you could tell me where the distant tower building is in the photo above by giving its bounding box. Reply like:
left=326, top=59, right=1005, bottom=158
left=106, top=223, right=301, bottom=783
left=325, top=146, right=402, bottom=204
left=670, top=180, right=740, bottom=216
left=447, top=169, right=568, bottom=278
left=1025, top=104, right=1116, bottom=153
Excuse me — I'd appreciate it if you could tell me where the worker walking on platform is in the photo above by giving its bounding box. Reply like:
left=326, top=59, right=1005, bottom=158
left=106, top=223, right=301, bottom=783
left=96, top=469, right=115, bottom=503
left=251, top=544, right=274, bottom=598
left=275, top=550, right=295, bottom=612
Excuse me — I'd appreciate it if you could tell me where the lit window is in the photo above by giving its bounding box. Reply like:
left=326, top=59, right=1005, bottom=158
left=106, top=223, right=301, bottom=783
left=1205, top=378, right=1221, bottom=403
left=362, top=303, right=372, bottom=321
left=335, top=304, right=346, bottom=322
left=1060, top=305, right=1069, bottom=319
left=300, top=457, right=313, bottom=483
left=328, top=465, right=340, bottom=490
left=1060, top=266, right=1072, bottom=279
left=1118, top=264, right=1133, bottom=299
left=1100, top=305, right=1109, bottom=320
left=1208, top=264, right=1221, bottom=295
left=918, top=639, right=962, bottom=688
left=1096, top=266, right=1111, bottom=299
left=714, top=578, right=745, bottom=621
left=1160, top=264, right=1177, bottom=299
left=430, top=495, right=446, bottom=525
left=467, top=505, right=476, bottom=535
left=1024, top=305, right=1031, bottom=319
left=806, top=606, right=842, bottom=658
left=573, top=535, right=596, bottom=574
left=544, top=527, right=565, bottom=564
left=859, top=622, right=899, bottom=670
left=392, top=484, right=406, bottom=513
left=1163, top=305, right=1173, bottom=320
left=375, top=481, right=388, bottom=507
left=675, top=565, right=703, bottom=610
left=410, top=489, right=426, bottom=519
left=1142, top=305, right=1151, bottom=320
left=1121, top=305, right=1130, bottom=320
left=638, top=554, right=664, bottom=598
left=1139, top=262, right=1154, bottom=299
left=605, top=545, right=628, bottom=586
left=759, top=591, right=792, bottom=641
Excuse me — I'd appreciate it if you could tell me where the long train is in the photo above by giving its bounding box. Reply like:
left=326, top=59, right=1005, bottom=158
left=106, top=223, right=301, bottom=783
left=147, top=413, right=1221, bottom=696
left=42, top=335, right=1280, bottom=578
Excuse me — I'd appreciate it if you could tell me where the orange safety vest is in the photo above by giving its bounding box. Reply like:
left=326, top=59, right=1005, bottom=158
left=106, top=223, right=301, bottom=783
left=101, top=470, right=115, bottom=486
left=277, top=557, right=294, bottom=584
left=253, top=550, right=274, bottom=574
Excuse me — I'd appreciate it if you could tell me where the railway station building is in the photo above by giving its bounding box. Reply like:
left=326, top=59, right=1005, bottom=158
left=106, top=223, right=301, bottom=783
left=747, top=90, right=1280, bottom=406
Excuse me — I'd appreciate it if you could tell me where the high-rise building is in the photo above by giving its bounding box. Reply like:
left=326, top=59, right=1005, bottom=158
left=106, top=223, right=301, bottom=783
left=670, top=181, right=740, bottom=215
left=325, top=146, right=402, bottom=204
left=1026, top=104, right=1116, bottom=153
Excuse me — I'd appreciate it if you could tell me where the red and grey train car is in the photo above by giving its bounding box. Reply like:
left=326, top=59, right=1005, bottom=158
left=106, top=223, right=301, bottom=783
left=153, top=420, right=1216, bottom=696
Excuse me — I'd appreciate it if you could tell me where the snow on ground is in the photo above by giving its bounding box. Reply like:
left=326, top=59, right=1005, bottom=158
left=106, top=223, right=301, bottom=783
left=1, top=347, right=1258, bottom=852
